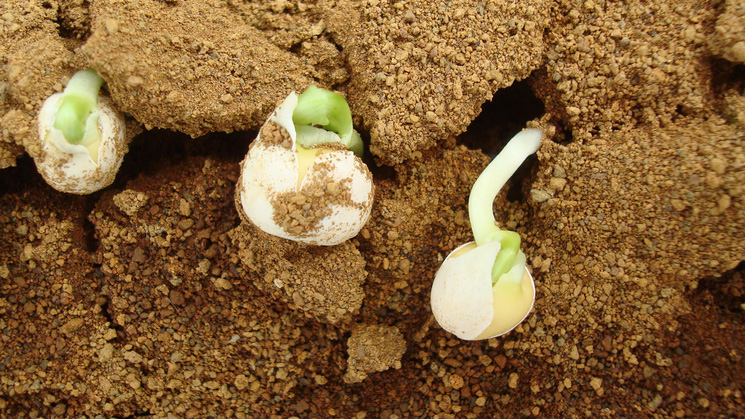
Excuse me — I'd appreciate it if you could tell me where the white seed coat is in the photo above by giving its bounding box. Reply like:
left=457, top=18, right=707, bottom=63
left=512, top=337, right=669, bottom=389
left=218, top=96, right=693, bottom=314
left=237, top=92, right=374, bottom=246
left=35, top=93, right=127, bottom=194
left=431, top=241, right=501, bottom=340
left=431, top=241, right=535, bottom=340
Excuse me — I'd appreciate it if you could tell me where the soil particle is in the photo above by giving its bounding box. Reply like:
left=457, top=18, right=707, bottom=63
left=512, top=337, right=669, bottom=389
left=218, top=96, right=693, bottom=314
left=531, top=0, right=719, bottom=142
left=274, top=177, right=354, bottom=237
left=258, top=120, right=293, bottom=149
left=530, top=117, right=745, bottom=292
left=229, top=0, right=351, bottom=86
left=0, top=178, right=117, bottom=414
left=328, top=0, right=549, bottom=165
left=83, top=0, right=315, bottom=136
left=708, top=0, right=745, bottom=64
left=272, top=144, right=366, bottom=239
left=112, top=189, right=149, bottom=216
left=231, top=222, right=367, bottom=325
left=81, top=148, right=349, bottom=417
left=0, top=1, right=78, bottom=168
left=344, top=324, right=406, bottom=384
left=58, top=1, right=91, bottom=39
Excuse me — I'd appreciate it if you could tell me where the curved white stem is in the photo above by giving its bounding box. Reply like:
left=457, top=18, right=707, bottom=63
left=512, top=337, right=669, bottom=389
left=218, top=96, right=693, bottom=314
left=468, top=128, right=543, bottom=246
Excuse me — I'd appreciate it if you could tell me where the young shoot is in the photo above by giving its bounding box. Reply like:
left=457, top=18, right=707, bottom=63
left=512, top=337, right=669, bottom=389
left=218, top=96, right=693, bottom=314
left=237, top=86, right=374, bottom=246
left=292, top=85, right=363, bottom=156
left=52, top=69, right=104, bottom=149
left=35, top=69, right=127, bottom=194
left=430, top=128, right=542, bottom=340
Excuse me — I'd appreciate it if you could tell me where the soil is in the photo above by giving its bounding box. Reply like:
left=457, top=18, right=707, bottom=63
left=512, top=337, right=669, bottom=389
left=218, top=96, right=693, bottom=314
left=1, top=0, right=744, bottom=418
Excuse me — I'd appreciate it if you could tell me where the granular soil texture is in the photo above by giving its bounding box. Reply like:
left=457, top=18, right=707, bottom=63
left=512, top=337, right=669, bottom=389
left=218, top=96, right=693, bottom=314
left=1, top=0, right=745, bottom=418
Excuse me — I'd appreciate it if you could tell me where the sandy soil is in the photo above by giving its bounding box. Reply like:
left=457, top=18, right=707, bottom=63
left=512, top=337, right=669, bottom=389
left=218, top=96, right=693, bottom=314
left=1, top=0, right=744, bottom=418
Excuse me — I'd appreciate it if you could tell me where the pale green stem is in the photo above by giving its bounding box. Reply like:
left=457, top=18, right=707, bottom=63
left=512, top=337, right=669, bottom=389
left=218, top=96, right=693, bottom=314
left=467, top=128, right=542, bottom=283
left=292, top=85, right=363, bottom=156
left=53, top=69, right=104, bottom=145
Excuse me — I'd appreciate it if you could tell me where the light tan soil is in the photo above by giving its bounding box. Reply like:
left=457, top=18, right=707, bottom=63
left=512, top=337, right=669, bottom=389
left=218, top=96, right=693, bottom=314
left=1, top=0, right=745, bottom=418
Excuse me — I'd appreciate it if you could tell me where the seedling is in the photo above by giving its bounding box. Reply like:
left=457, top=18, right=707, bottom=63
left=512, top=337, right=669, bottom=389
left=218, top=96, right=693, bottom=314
left=236, top=86, right=374, bottom=246
left=35, top=69, right=127, bottom=194
left=430, top=129, right=542, bottom=340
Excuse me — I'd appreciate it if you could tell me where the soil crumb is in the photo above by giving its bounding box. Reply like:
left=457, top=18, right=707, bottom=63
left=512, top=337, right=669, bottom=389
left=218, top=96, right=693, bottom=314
left=344, top=324, right=406, bottom=384
left=329, top=0, right=548, bottom=165
left=231, top=223, right=367, bottom=325
left=708, top=0, right=745, bottom=64
left=83, top=0, right=315, bottom=136
left=0, top=1, right=78, bottom=168
left=112, top=189, right=149, bottom=217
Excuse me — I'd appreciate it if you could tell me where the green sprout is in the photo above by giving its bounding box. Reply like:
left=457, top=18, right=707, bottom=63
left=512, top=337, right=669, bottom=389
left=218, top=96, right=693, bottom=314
left=35, top=68, right=128, bottom=194
left=468, top=129, right=542, bottom=285
left=237, top=86, right=374, bottom=246
left=52, top=69, right=105, bottom=147
left=430, top=128, right=542, bottom=340
left=292, top=85, right=363, bottom=156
